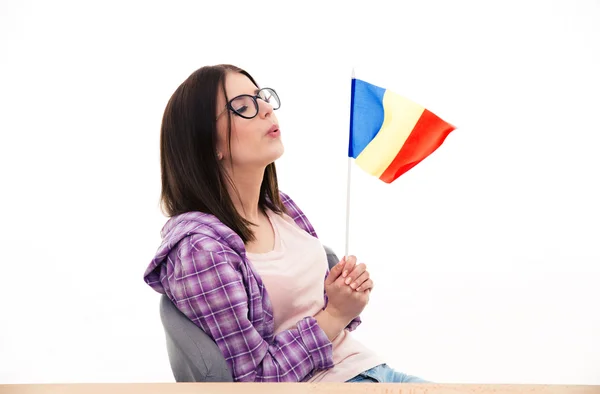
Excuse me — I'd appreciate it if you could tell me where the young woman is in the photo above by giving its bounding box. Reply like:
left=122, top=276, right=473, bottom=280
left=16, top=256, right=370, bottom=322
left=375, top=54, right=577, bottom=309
left=143, top=64, right=427, bottom=383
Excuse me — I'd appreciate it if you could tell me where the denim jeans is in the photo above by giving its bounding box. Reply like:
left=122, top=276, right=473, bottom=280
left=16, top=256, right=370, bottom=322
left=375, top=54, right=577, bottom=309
left=346, top=364, right=429, bottom=383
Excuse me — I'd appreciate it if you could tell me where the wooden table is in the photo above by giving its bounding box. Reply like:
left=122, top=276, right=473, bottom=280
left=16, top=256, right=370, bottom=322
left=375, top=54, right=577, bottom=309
left=1, top=384, right=598, bottom=394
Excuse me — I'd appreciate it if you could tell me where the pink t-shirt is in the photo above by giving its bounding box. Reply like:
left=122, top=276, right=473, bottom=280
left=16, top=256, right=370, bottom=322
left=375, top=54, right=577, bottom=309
left=246, top=210, right=384, bottom=382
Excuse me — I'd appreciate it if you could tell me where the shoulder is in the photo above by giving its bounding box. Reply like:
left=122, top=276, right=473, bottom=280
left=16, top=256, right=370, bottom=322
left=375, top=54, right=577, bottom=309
left=145, top=211, right=248, bottom=296
left=153, top=211, right=246, bottom=277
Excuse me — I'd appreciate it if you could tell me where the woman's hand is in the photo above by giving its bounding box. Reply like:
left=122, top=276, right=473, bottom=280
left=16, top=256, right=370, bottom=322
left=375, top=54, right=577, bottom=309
left=323, top=257, right=370, bottom=324
left=341, top=255, right=374, bottom=293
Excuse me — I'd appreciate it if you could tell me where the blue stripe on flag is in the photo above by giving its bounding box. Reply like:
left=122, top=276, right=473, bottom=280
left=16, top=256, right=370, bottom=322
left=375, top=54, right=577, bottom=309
left=348, top=78, right=386, bottom=158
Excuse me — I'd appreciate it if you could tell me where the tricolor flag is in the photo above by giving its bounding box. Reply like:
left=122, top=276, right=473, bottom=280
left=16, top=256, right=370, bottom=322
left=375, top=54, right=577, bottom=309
left=348, top=78, right=456, bottom=183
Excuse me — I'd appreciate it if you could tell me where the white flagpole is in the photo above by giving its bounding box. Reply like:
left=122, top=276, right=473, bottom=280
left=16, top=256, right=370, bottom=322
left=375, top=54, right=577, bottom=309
left=344, top=68, right=355, bottom=257
left=345, top=156, right=352, bottom=257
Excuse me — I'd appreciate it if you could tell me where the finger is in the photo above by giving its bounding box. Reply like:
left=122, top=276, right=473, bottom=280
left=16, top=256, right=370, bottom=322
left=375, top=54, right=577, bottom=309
left=345, top=262, right=366, bottom=285
left=349, top=270, right=369, bottom=290
left=356, top=278, right=373, bottom=292
left=342, top=255, right=356, bottom=279
left=325, top=256, right=346, bottom=285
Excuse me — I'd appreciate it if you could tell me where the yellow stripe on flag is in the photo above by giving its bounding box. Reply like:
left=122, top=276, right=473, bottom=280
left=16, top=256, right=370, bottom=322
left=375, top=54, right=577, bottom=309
left=355, top=90, right=425, bottom=177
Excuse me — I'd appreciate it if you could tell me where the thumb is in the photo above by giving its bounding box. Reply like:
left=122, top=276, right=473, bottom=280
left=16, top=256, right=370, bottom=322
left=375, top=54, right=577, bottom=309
left=325, top=256, right=346, bottom=285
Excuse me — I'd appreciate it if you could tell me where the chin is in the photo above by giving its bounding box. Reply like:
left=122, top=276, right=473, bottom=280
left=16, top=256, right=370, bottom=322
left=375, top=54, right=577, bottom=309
left=268, top=144, right=284, bottom=162
left=251, top=142, right=284, bottom=168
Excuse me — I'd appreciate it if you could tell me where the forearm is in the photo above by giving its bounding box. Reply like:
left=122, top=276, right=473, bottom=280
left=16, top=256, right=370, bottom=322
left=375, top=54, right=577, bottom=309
left=314, top=308, right=352, bottom=341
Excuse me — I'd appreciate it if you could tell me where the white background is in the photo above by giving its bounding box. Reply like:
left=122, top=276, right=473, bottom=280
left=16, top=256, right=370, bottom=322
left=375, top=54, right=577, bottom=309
left=1, top=0, right=599, bottom=385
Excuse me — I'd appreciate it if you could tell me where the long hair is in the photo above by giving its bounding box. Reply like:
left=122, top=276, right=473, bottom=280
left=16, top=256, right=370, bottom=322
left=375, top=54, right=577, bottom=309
left=159, top=64, right=286, bottom=243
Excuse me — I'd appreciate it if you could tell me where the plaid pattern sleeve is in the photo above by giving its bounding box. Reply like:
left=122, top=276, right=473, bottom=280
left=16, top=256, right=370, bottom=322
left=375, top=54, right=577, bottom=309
left=168, top=234, right=334, bottom=382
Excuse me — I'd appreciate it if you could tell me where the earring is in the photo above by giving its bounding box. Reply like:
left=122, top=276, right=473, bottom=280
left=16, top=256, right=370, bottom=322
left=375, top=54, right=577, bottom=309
left=216, top=151, right=223, bottom=160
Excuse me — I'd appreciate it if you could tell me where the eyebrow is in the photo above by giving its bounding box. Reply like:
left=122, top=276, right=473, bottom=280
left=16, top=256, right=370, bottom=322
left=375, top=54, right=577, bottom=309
left=230, top=88, right=260, bottom=99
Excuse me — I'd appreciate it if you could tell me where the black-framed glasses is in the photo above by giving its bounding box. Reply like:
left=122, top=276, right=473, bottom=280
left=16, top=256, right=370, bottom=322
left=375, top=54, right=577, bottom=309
left=216, top=88, right=280, bottom=120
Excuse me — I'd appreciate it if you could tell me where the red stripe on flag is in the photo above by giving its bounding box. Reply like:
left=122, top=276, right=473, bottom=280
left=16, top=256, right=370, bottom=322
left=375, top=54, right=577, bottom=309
left=379, top=109, right=455, bottom=183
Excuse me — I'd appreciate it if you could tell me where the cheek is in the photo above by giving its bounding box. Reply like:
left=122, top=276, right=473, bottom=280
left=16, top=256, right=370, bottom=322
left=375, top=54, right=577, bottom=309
left=230, top=122, right=257, bottom=149
left=217, top=124, right=247, bottom=159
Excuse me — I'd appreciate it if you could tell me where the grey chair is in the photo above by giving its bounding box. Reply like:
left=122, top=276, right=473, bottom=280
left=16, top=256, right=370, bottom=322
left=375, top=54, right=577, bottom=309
left=159, top=245, right=341, bottom=382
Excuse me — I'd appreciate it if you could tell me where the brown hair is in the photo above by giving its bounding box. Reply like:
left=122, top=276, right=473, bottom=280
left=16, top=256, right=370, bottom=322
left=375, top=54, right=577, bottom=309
left=159, top=64, right=286, bottom=243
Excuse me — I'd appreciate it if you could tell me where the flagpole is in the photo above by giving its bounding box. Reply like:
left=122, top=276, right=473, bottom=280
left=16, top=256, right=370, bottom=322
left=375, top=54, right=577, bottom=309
left=345, top=68, right=355, bottom=257
left=345, top=156, right=352, bottom=257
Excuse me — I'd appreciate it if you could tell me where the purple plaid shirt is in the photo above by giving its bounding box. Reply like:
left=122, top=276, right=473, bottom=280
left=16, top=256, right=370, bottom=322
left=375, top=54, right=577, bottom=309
left=143, top=192, right=361, bottom=382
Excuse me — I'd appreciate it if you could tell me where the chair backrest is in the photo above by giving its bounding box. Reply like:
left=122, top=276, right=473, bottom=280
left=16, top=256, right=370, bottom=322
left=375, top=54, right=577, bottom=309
left=159, top=245, right=340, bottom=382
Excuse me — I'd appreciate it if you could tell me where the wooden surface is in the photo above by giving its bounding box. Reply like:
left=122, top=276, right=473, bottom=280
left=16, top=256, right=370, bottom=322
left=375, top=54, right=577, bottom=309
left=1, top=384, right=598, bottom=394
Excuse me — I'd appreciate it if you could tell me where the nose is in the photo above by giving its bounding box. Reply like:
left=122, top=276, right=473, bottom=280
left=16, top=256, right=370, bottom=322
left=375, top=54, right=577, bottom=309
left=257, top=98, right=274, bottom=119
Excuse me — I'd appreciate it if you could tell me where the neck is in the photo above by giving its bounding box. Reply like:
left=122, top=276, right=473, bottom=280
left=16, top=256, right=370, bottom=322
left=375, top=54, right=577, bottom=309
left=224, top=164, right=266, bottom=222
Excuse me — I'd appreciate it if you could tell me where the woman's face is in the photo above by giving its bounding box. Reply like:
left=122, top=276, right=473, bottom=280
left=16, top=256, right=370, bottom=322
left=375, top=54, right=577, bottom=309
left=215, top=72, right=283, bottom=171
